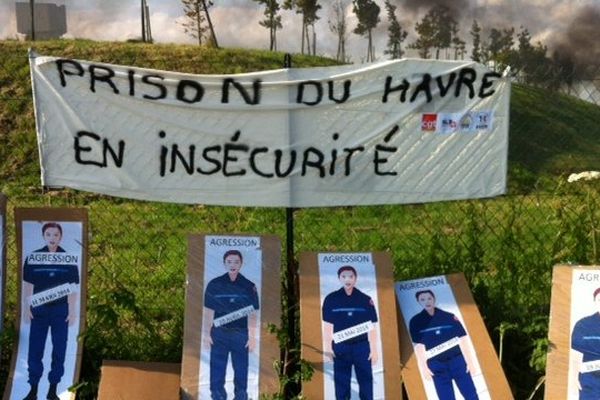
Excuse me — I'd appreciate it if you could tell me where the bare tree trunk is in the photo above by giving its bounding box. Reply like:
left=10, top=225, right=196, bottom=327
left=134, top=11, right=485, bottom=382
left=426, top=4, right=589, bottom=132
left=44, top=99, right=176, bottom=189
left=301, top=21, right=305, bottom=54
left=201, top=0, right=218, bottom=48
left=30, top=0, right=35, bottom=41
left=305, top=22, right=311, bottom=55
left=367, top=29, right=374, bottom=62
left=314, top=28, right=317, bottom=56
left=195, top=1, right=202, bottom=45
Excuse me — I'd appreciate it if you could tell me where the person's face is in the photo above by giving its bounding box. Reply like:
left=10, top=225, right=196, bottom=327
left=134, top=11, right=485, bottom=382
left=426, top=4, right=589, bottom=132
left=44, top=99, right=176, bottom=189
left=43, top=227, right=62, bottom=248
left=224, top=254, right=242, bottom=275
left=417, top=293, right=436, bottom=311
left=339, top=270, right=357, bottom=290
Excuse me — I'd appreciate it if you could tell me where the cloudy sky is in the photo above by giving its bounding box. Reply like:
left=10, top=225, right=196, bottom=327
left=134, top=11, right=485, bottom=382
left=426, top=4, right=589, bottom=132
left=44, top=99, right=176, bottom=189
left=0, top=0, right=598, bottom=64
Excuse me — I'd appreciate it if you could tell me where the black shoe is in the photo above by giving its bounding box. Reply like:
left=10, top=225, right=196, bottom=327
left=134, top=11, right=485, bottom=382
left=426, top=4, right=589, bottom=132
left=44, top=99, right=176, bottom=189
left=22, top=384, right=38, bottom=400
left=46, top=383, right=59, bottom=400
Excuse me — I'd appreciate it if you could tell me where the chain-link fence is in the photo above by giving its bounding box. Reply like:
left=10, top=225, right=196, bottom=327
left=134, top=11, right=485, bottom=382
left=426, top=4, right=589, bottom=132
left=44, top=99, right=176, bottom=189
left=1, top=41, right=599, bottom=399
left=0, top=185, right=598, bottom=398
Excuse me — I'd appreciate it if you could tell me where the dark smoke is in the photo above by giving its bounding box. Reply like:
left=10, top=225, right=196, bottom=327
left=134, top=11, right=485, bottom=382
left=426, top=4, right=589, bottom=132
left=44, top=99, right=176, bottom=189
left=400, top=0, right=471, bottom=19
left=550, top=4, right=600, bottom=79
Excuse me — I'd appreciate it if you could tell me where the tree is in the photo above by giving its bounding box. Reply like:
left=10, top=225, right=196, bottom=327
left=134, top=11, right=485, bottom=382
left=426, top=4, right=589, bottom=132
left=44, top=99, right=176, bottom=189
left=409, top=9, right=436, bottom=58
left=284, top=0, right=321, bottom=55
left=484, top=27, right=514, bottom=67
left=180, top=0, right=217, bottom=47
left=470, top=20, right=482, bottom=62
left=255, top=0, right=282, bottom=51
left=511, top=26, right=553, bottom=86
left=409, top=5, right=455, bottom=59
left=451, top=21, right=466, bottom=60
left=383, top=0, right=407, bottom=59
left=353, top=0, right=380, bottom=62
left=329, top=0, right=349, bottom=62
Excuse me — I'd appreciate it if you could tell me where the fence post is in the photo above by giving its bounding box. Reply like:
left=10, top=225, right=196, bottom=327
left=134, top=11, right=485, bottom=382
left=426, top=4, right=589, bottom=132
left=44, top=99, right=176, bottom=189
left=283, top=52, right=300, bottom=398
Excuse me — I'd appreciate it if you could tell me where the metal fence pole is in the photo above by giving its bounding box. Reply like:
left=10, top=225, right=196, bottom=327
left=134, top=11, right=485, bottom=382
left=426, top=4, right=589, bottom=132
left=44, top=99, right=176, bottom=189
left=283, top=52, right=300, bottom=397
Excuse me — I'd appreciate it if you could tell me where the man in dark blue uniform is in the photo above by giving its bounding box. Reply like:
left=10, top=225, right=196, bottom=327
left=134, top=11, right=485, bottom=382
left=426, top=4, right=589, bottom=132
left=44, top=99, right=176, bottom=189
left=409, top=289, right=478, bottom=400
left=322, top=265, right=379, bottom=400
left=203, top=249, right=259, bottom=400
left=571, top=287, right=600, bottom=399
left=22, top=222, right=79, bottom=400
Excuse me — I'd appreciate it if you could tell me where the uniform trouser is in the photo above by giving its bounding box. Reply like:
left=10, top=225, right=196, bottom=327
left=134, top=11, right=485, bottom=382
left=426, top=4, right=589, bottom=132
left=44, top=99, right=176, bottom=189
left=578, top=371, right=600, bottom=400
left=332, top=340, right=373, bottom=400
left=427, top=353, right=479, bottom=400
left=27, top=303, right=69, bottom=385
left=210, top=328, right=249, bottom=400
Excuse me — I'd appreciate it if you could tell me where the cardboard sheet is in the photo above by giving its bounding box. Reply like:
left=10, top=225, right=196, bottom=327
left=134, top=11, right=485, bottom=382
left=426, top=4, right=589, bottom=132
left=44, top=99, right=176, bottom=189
left=3, top=208, right=88, bottom=400
left=545, top=265, right=600, bottom=399
left=97, top=360, right=180, bottom=400
left=0, top=194, right=6, bottom=333
left=395, top=273, right=512, bottom=400
left=300, top=252, right=402, bottom=399
left=180, top=234, right=281, bottom=399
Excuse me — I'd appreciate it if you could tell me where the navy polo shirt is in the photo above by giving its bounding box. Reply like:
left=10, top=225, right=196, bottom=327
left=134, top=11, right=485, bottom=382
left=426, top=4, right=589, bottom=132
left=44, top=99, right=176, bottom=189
left=572, top=313, right=600, bottom=362
left=322, top=287, right=378, bottom=343
left=23, top=246, right=79, bottom=307
left=204, top=272, right=259, bottom=330
left=409, top=307, right=466, bottom=360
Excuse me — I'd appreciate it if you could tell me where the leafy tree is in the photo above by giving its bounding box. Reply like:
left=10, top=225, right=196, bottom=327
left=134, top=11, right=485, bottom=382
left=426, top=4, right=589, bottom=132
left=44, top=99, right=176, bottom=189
left=484, top=27, right=514, bottom=67
left=470, top=20, right=482, bottom=62
left=284, top=0, right=321, bottom=55
left=511, top=26, right=554, bottom=86
left=179, top=0, right=217, bottom=47
left=328, top=0, right=349, bottom=62
left=409, top=5, right=455, bottom=59
left=352, top=0, right=380, bottom=62
left=409, top=9, right=436, bottom=58
left=255, top=0, right=282, bottom=51
left=383, top=0, right=407, bottom=59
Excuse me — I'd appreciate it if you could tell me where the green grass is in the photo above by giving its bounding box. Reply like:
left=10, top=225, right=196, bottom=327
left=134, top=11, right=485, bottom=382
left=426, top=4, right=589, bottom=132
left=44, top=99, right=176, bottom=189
left=0, top=39, right=599, bottom=399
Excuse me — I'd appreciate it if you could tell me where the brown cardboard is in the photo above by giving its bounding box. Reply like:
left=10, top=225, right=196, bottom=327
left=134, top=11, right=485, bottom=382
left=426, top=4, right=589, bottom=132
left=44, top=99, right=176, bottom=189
left=396, top=273, right=513, bottom=400
left=299, top=252, right=402, bottom=399
left=97, top=360, right=181, bottom=400
left=180, top=234, right=281, bottom=399
left=545, top=265, right=600, bottom=399
left=0, top=193, right=6, bottom=332
left=3, top=208, right=88, bottom=400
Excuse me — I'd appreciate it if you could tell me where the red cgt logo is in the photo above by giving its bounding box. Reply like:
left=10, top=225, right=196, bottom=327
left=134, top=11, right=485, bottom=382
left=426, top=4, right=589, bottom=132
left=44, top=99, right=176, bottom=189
left=421, top=114, right=437, bottom=132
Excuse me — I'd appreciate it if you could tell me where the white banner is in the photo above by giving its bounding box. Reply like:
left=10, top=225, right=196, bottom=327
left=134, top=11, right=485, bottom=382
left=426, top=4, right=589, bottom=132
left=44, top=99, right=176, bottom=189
left=30, top=53, right=510, bottom=207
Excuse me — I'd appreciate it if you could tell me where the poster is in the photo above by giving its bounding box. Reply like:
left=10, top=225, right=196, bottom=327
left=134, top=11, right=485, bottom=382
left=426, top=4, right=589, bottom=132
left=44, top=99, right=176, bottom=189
left=300, top=252, right=401, bottom=399
left=546, top=265, right=600, bottom=399
left=30, top=54, right=510, bottom=207
left=395, top=273, right=512, bottom=400
left=3, top=208, right=87, bottom=400
left=181, top=234, right=280, bottom=400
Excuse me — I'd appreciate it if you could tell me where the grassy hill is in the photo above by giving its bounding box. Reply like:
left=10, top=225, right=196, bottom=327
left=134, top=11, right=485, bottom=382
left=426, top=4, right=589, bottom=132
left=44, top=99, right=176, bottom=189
left=0, top=39, right=599, bottom=399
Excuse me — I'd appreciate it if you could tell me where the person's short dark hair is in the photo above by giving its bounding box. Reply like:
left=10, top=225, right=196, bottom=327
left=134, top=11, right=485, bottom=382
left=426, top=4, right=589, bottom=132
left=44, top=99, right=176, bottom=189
left=337, top=265, right=357, bottom=277
left=593, top=288, right=600, bottom=300
left=42, top=222, right=62, bottom=237
left=415, top=289, right=435, bottom=301
left=223, top=249, right=243, bottom=263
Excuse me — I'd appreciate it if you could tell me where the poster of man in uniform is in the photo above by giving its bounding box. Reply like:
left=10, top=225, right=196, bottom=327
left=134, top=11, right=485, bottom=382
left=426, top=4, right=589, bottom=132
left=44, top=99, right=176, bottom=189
left=300, top=252, right=401, bottom=400
left=181, top=234, right=281, bottom=400
left=3, top=208, right=87, bottom=400
left=395, top=273, right=512, bottom=400
left=545, top=265, right=600, bottom=399
left=0, top=194, right=6, bottom=333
